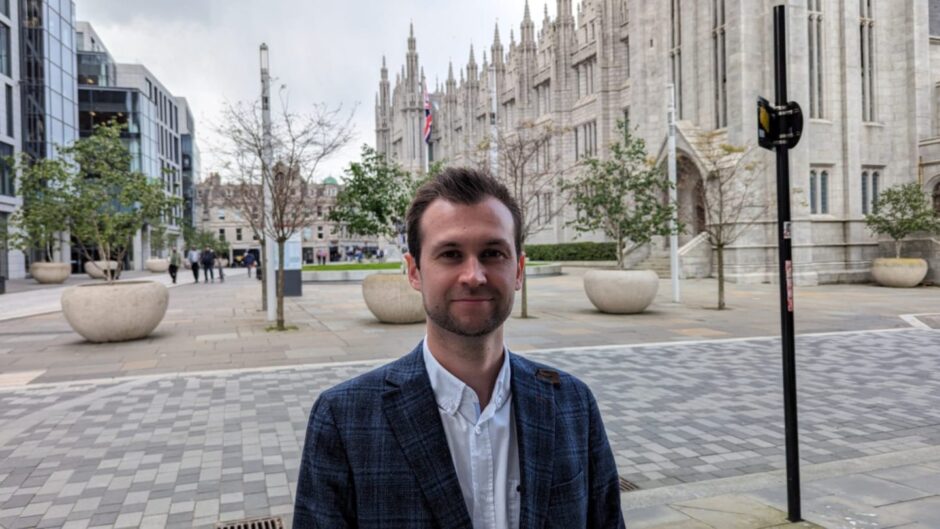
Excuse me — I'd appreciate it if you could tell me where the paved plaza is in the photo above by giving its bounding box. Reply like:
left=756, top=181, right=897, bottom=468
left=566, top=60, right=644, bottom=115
left=0, top=270, right=938, bottom=528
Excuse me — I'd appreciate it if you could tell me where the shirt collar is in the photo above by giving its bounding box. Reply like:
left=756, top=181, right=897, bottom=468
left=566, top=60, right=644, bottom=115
left=422, top=336, right=512, bottom=416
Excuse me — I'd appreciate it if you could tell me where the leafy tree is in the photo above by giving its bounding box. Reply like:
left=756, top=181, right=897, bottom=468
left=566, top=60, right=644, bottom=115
left=330, top=145, right=427, bottom=242
left=149, top=224, right=168, bottom=258
left=866, top=182, right=940, bottom=258
left=64, top=121, right=179, bottom=282
left=5, top=154, right=70, bottom=262
left=563, top=119, right=679, bottom=270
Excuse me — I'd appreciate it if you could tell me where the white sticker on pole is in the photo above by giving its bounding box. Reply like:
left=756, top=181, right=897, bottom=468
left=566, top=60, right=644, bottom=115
left=785, top=260, right=794, bottom=312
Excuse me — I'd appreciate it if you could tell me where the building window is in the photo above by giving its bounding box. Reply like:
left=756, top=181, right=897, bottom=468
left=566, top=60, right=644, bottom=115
left=670, top=0, right=683, bottom=119
left=575, top=121, right=597, bottom=160
left=236, top=228, right=242, bottom=241
left=808, top=0, right=824, bottom=118
left=810, top=170, right=817, bottom=214
left=317, top=226, right=324, bottom=240
left=871, top=170, right=880, bottom=211
left=861, top=171, right=869, bottom=215
left=712, top=0, right=728, bottom=128
left=217, top=208, right=225, bottom=220
left=0, top=23, right=9, bottom=77
left=624, top=37, right=630, bottom=79
left=860, top=0, right=875, bottom=122
left=810, top=168, right=830, bottom=215
left=218, top=229, right=226, bottom=242
left=574, top=128, right=580, bottom=160
left=0, top=142, right=12, bottom=196
left=5, top=84, right=12, bottom=137
left=0, top=0, right=8, bottom=17
left=574, top=56, right=596, bottom=99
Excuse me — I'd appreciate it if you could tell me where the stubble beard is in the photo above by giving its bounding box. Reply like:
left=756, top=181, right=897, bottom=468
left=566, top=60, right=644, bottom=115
left=423, top=291, right=513, bottom=338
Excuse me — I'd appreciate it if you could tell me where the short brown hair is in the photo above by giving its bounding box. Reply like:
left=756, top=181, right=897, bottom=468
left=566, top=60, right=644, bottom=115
left=406, top=167, right=522, bottom=267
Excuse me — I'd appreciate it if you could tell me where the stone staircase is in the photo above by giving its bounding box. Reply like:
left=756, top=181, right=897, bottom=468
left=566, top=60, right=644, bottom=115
left=634, top=255, right=673, bottom=277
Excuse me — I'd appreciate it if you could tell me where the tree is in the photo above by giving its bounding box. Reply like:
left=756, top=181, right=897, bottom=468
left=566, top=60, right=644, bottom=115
left=487, top=121, right=571, bottom=318
left=149, top=224, right=168, bottom=258
left=329, top=145, right=429, bottom=246
left=5, top=154, right=70, bottom=263
left=64, top=121, right=179, bottom=283
left=866, top=182, right=940, bottom=258
left=564, top=119, right=679, bottom=271
left=213, top=95, right=354, bottom=330
left=696, top=130, right=767, bottom=310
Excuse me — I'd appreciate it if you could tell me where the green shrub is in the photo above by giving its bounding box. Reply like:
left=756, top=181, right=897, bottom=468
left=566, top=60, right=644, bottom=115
left=523, top=242, right=617, bottom=261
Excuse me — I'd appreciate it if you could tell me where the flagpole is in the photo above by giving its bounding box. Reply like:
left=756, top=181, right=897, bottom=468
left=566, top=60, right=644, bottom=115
left=422, top=78, right=430, bottom=174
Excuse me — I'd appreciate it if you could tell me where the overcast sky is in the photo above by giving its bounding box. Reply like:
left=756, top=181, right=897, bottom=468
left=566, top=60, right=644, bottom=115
left=75, top=0, right=558, bottom=182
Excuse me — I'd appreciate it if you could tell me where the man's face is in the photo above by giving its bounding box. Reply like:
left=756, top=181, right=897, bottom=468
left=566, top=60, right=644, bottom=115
left=406, top=197, right=524, bottom=338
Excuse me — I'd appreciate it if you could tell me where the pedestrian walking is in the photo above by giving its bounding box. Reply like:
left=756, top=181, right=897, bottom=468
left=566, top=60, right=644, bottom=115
left=243, top=252, right=256, bottom=277
left=217, top=253, right=225, bottom=283
left=188, top=247, right=201, bottom=283
left=201, top=246, right=215, bottom=283
left=168, top=248, right=181, bottom=284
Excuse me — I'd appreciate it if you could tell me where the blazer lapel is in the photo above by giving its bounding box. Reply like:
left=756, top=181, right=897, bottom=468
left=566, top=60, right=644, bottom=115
left=382, top=345, right=472, bottom=529
left=511, top=353, right=556, bottom=529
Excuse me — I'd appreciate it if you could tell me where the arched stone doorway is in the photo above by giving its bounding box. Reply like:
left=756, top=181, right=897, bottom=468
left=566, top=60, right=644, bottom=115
left=675, top=156, right=706, bottom=245
left=933, top=180, right=940, bottom=216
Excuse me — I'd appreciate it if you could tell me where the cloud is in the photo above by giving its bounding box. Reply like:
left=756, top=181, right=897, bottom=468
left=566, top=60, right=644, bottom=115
left=75, top=0, right=556, bottom=181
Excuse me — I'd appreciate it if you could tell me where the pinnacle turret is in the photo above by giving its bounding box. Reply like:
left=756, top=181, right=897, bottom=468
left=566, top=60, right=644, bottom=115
left=521, top=1, right=536, bottom=45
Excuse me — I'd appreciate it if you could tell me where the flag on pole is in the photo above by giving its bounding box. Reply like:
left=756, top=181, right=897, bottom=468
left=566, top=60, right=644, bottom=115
left=423, top=87, right=432, bottom=144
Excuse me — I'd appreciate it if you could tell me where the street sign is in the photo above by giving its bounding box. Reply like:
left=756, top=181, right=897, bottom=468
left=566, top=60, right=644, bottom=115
left=757, top=97, right=776, bottom=150
left=758, top=98, right=803, bottom=151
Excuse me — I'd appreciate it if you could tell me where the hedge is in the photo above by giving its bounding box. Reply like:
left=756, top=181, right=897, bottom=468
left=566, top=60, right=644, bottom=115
left=523, top=242, right=617, bottom=261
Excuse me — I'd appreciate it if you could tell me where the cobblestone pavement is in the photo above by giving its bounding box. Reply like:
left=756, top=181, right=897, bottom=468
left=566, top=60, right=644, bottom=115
left=0, top=328, right=937, bottom=528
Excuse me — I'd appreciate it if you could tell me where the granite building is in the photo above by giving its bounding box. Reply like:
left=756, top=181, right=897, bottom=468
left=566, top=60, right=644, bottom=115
left=377, top=1, right=940, bottom=284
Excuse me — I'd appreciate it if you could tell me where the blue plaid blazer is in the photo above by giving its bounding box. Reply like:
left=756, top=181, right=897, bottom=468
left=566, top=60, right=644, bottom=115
left=293, top=342, right=625, bottom=528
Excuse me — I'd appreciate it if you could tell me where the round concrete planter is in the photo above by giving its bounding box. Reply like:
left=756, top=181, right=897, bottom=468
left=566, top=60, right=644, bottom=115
left=61, top=281, right=169, bottom=343
left=29, top=262, right=70, bottom=284
left=870, top=257, right=928, bottom=288
left=361, top=274, right=425, bottom=324
left=219, top=258, right=230, bottom=268
left=84, top=260, right=120, bottom=280
left=145, top=258, right=169, bottom=273
left=583, top=269, right=659, bottom=314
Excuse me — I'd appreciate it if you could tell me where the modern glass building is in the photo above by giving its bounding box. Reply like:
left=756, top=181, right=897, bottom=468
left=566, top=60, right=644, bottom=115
left=73, top=22, right=187, bottom=270
left=0, top=0, right=19, bottom=280
left=20, top=0, right=77, bottom=160
left=177, top=97, right=198, bottom=231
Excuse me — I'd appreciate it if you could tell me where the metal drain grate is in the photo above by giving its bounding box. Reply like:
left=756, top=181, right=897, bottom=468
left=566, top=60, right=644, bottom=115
left=215, top=515, right=284, bottom=529
left=619, top=476, right=641, bottom=492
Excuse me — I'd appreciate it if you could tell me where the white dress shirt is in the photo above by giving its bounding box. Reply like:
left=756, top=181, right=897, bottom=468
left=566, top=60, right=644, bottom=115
left=423, top=339, right=521, bottom=529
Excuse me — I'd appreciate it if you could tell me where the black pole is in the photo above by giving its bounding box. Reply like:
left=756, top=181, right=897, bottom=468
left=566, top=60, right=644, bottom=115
left=772, top=5, right=801, bottom=523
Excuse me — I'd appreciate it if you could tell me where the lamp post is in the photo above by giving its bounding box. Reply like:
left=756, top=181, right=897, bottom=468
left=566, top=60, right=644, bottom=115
left=260, top=43, right=276, bottom=322
left=666, top=83, right=680, bottom=303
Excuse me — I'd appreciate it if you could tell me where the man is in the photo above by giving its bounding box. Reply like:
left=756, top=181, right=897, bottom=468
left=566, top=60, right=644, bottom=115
left=168, top=248, right=181, bottom=284
left=201, top=246, right=215, bottom=283
left=294, top=168, right=624, bottom=528
left=243, top=252, right=256, bottom=277
left=187, top=247, right=201, bottom=284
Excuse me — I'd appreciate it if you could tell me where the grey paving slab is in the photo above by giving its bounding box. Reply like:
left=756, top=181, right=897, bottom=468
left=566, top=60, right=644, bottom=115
left=0, top=329, right=937, bottom=527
